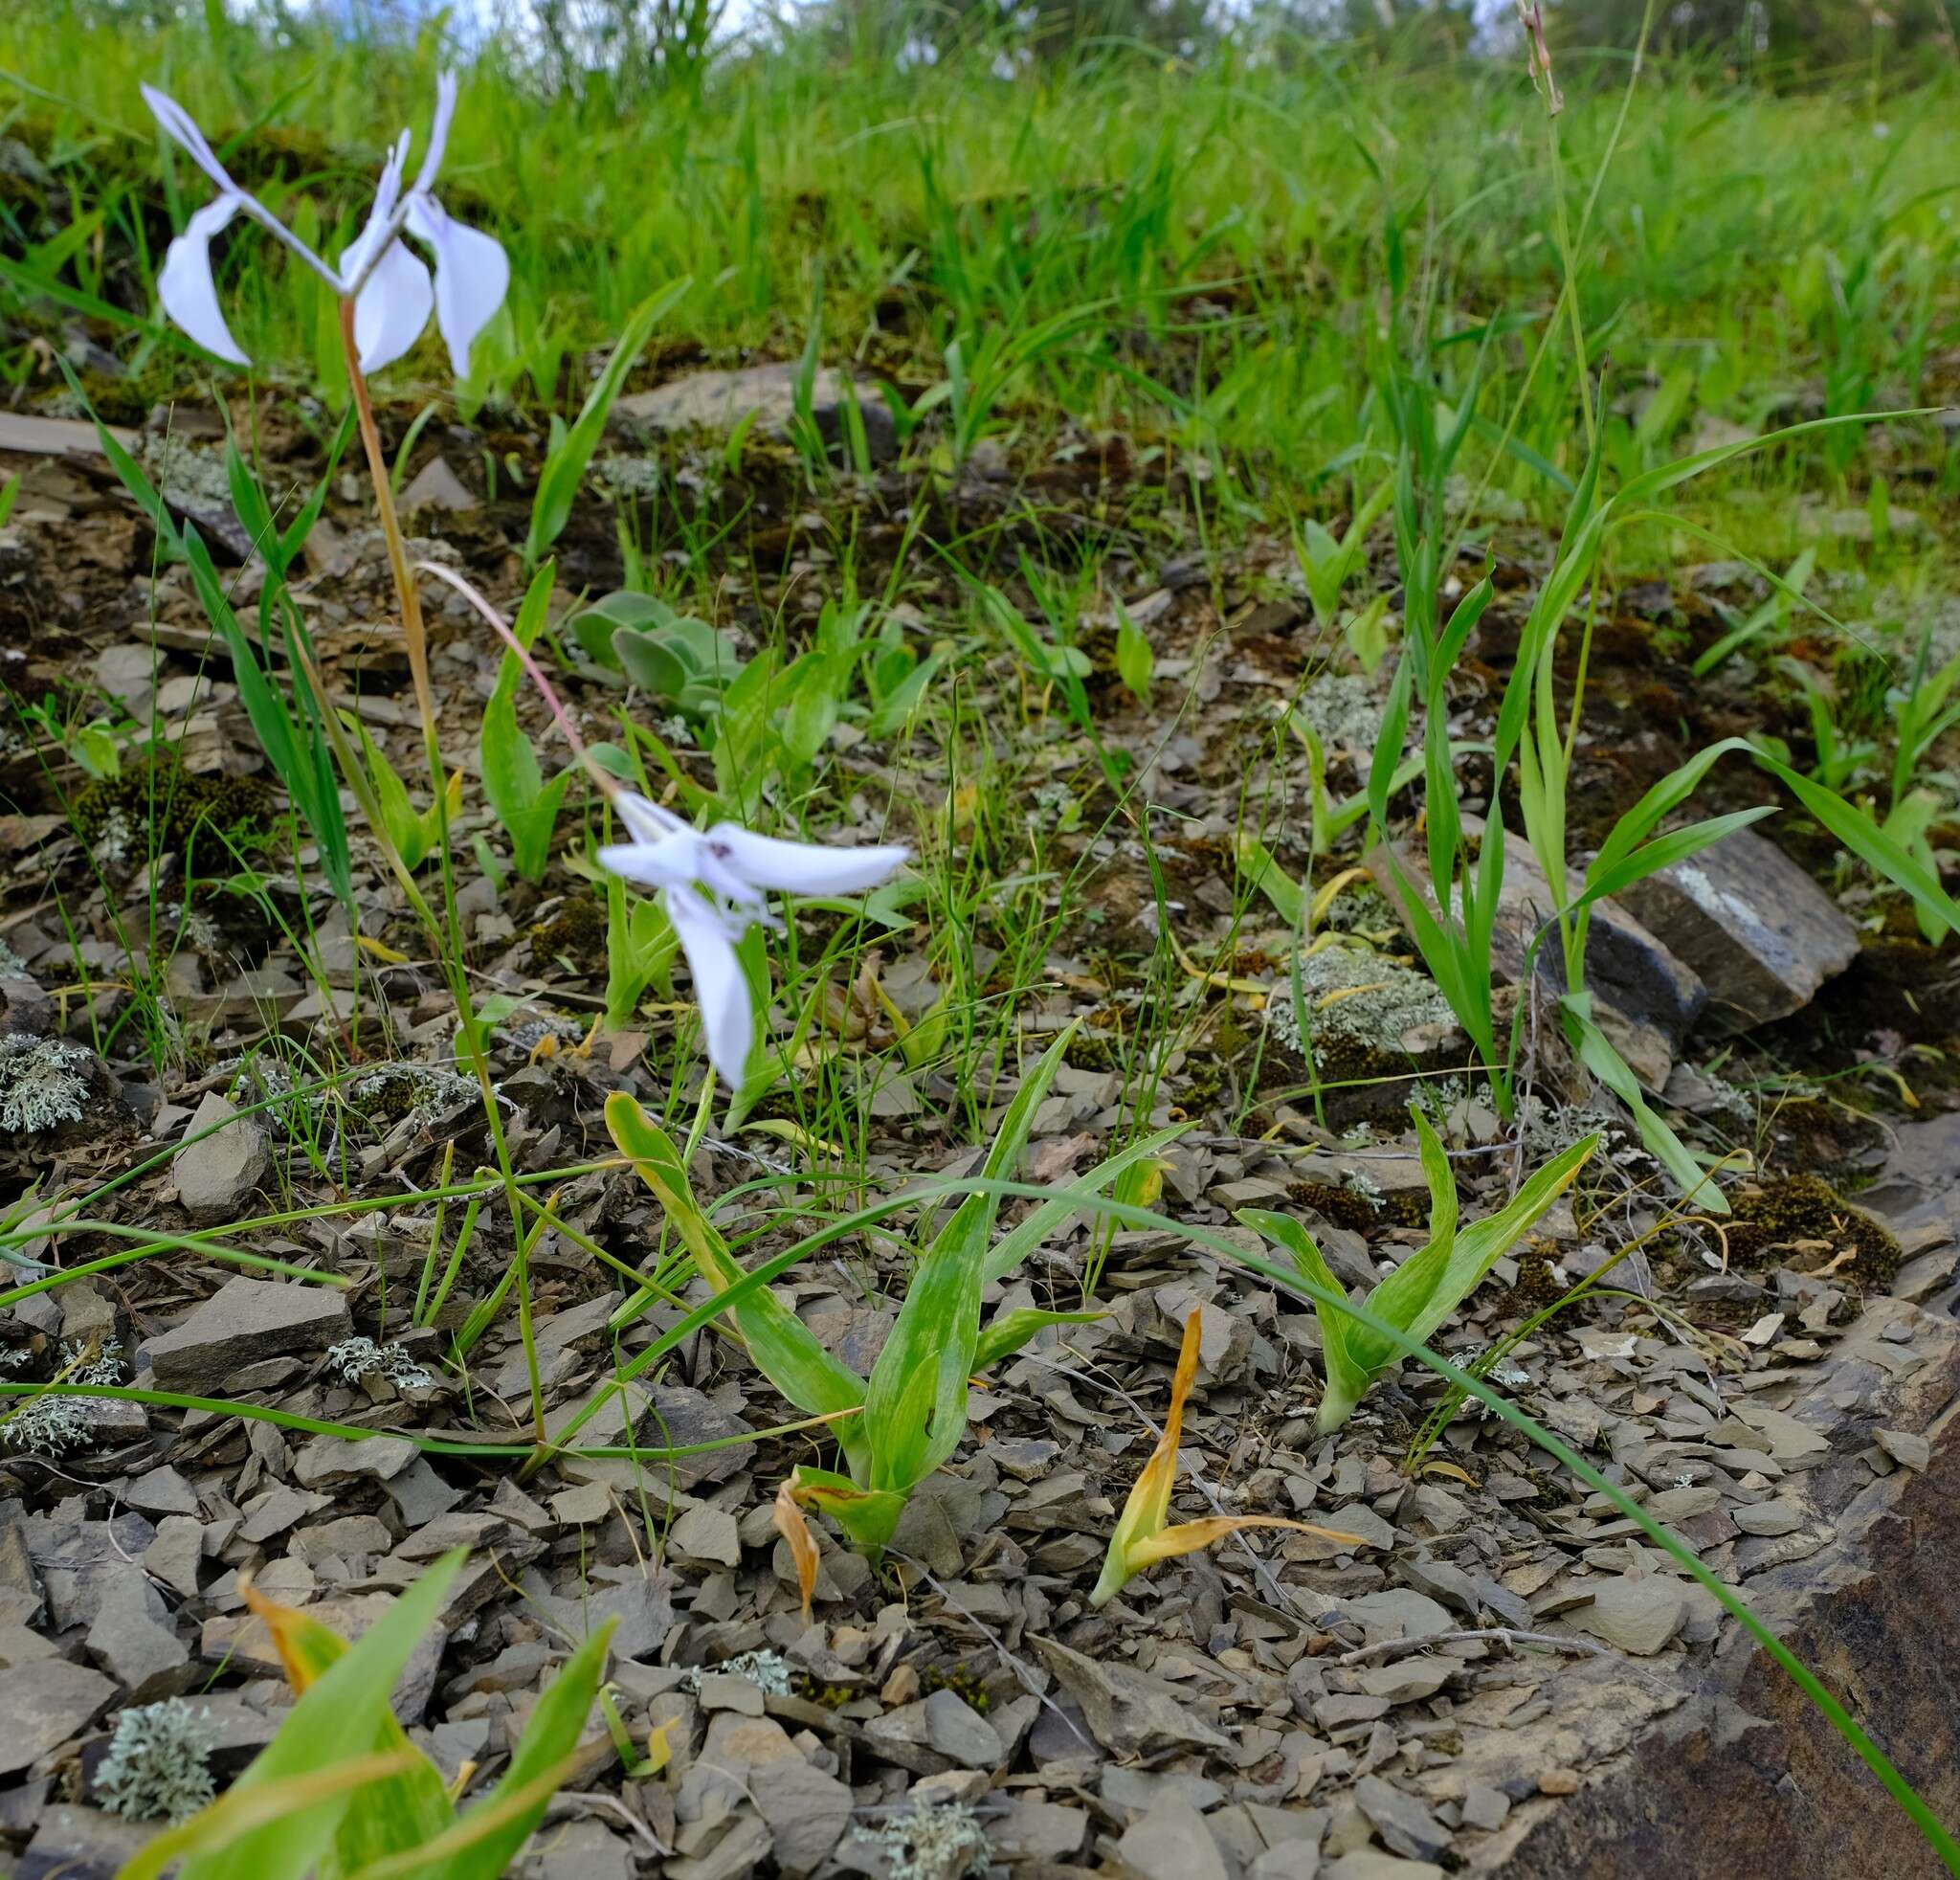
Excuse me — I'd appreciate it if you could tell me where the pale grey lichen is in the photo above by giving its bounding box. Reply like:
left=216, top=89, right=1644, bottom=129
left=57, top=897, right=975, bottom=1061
left=90, top=805, right=135, bottom=866
left=325, top=1337, right=434, bottom=1391
left=3, top=1393, right=95, bottom=1456
left=1270, top=945, right=1455, bottom=1057
left=352, top=1062, right=497, bottom=1131
left=591, top=453, right=664, bottom=498
left=0, top=1035, right=94, bottom=1133
left=0, top=937, right=31, bottom=977
left=96, top=1699, right=217, bottom=1823
left=1293, top=672, right=1388, bottom=756
left=683, top=1648, right=794, bottom=1696
left=872, top=1801, right=991, bottom=1880
left=140, top=434, right=234, bottom=508
left=61, top=1337, right=123, bottom=1386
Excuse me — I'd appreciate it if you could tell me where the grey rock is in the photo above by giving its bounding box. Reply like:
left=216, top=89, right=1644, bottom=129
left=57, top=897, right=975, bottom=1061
left=991, top=1797, right=1088, bottom=1861
left=922, top=1687, right=1002, bottom=1769
left=612, top=361, right=897, bottom=464
left=144, top=1515, right=206, bottom=1599
left=17, top=1802, right=152, bottom=1880
left=749, top=1756, right=853, bottom=1874
left=1615, top=826, right=1858, bottom=1032
left=1354, top=1777, right=1451, bottom=1863
left=521, top=1818, right=635, bottom=1880
left=1732, top=1500, right=1804, bottom=1536
left=1116, top=1795, right=1230, bottom=1880
left=1323, top=1856, right=1443, bottom=1880
left=1, top=1513, right=44, bottom=1621
left=1459, top=1783, right=1510, bottom=1832
left=1397, top=1556, right=1481, bottom=1616
left=294, top=1433, right=418, bottom=1488
left=2, top=1659, right=118, bottom=1775
left=1576, top=1576, right=1687, bottom=1655
left=94, top=643, right=158, bottom=717
left=1356, top=1657, right=1452, bottom=1703
left=669, top=1504, right=742, bottom=1570
left=396, top=456, right=477, bottom=513
left=663, top=1812, right=771, bottom=1880
left=1031, top=1634, right=1232, bottom=1757
left=1102, top=1766, right=1227, bottom=1815
left=1252, top=1846, right=1325, bottom=1880
left=141, top=1276, right=350, bottom=1392
left=171, top=1092, right=272, bottom=1224
left=85, top=1573, right=189, bottom=1696
left=58, top=1280, right=119, bottom=1349
left=26, top=1512, right=155, bottom=1629
left=123, top=1465, right=199, bottom=1518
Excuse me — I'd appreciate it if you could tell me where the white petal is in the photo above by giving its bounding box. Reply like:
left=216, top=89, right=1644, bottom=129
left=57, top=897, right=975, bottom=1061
left=705, top=825, right=910, bottom=897
left=141, top=83, right=238, bottom=194
left=157, top=195, right=250, bottom=366
left=665, top=886, right=754, bottom=1085
left=344, top=235, right=433, bottom=374
left=595, top=829, right=702, bottom=894
left=405, top=194, right=508, bottom=378
left=411, top=71, right=459, bottom=196
left=613, top=792, right=691, bottom=845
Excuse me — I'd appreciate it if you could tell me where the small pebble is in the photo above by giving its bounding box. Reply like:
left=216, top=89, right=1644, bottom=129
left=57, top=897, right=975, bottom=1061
left=1538, top=1768, right=1581, bottom=1797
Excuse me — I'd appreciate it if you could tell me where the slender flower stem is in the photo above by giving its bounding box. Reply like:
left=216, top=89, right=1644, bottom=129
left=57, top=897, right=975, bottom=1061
left=340, top=301, right=437, bottom=751
left=335, top=307, right=549, bottom=1446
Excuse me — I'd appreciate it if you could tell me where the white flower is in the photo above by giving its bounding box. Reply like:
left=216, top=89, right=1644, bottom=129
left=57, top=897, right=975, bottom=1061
left=596, top=794, right=908, bottom=1085
left=142, top=73, right=508, bottom=377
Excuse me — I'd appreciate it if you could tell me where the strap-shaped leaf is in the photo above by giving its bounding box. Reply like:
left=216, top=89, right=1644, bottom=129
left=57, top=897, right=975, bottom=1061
left=862, top=1027, right=1075, bottom=1496
left=604, top=1095, right=868, bottom=1469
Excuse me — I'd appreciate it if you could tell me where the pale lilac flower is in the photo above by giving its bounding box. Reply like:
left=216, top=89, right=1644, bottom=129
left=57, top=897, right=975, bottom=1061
left=597, top=793, right=909, bottom=1084
left=142, top=73, right=508, bottom=377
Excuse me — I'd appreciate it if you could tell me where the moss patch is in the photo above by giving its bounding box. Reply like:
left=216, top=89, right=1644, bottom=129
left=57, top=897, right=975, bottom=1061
left=73, top=749, right=278, bottom=861
left=1723, top=1175, right=1901, bottom=1293
left=529, top=895, right=608, bottom=975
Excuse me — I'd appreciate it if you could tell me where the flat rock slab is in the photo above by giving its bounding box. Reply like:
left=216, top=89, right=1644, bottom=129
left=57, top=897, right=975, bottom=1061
left=1614, top=826, right=1859, bottom=1033
left=1, top=1659, right=118, bottom=1776
left=1463, top=1297, right=1960, bottom=1878
left=141, top=1275, right=351, bottom=1393
left=612, top=361, right=897, bottom=463
left=1366, top=834, right=1704, bottom=1090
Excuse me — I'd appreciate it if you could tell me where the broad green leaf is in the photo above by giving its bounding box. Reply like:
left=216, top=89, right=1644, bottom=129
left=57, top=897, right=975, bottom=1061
left=481, top=562, right=572, bottom=883
left=1243, top=1114, right=1595, bottom=1433
left=604, top=1095, right=868, bottom=1470
left=983, top=1122, right=1190, bottom=1284
left=971, top=1308, right=1103, bottom=1374
left=1235, top=1207, right=1370, bottom=1426
left=861, top=1027, right=1075, bottom=1499
left=1566, top=1000, right=1726, bottom=1214
left=410, top=1620, right=616, bottom=1880
left=166, top=1554, right=465, bottom=1880
left=240, top=1599, right=454, bottom=1879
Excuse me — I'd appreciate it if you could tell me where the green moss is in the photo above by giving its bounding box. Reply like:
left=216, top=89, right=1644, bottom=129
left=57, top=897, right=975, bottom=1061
left=73, top=749, right=278, bottom=862
left=528, top=895, right=608, bottom=975
left=919, top=1663, right=991, bottom=1713
left=1505, top=1247, right=1570, bottom=1313
left=1285, top=1179, right=1379, bottom=1235
left=1723, top=1175, right=1900, bottom=1292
